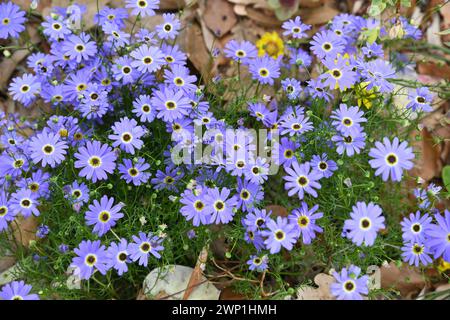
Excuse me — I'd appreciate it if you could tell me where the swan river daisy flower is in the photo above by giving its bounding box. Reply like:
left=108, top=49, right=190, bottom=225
left=284, top=161, right=322, bottom=199
left=70, top=240, right=109, bottom=280
left=108, top=117, right=145, bottom=155
left=85, top=195, right=124, bottom=236
left=74, top=140, right=117, bottom=183
left=30, top=131, right=68, bottom=168
left=330, top=265, right=369, bottom=300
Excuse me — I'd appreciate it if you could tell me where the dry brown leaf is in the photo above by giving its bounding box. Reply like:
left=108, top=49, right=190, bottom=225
left=246, top=7, right=282, bottom=27
left=202, top=0, right=237, bottom=37
left=299, top=0, right=324, bottom=8
left=234, top=4, right=248, bottom=16
left=265, top=205, right=288, bottom=217
left=380, top=262, right=427, bottom=298
left=0, top=256, right=16, bottom=274
left=182, top=246, right=209, bottom=300
left=159, top=0, right=186, bottom=9
left=11, top=216, right=38, bottom=248
left=178, top=21, right=217, bottom=80
left=296, top=273, right=335, bottom=300
left=410, top=128, right=442, bottom=181
left=219, top=287, right=247, bottom=300
left=299, top=4, right=340, bottom=25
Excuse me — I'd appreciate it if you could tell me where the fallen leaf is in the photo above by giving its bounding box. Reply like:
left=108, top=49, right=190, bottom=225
left=380, top=262, right=427, bottom=298
left=296, top=273, right=335, bottom=300
left=246, top=7, right=282, bottom=27
left=202, top=0, right=237, bottom=37
left=265, top=204, right=288, bottom=217
left=0, top=256, right=16, bottom=274
left=11, top=215, right=38, bottom=248
left=410, top=128, right=442, bottom=181
left=143, top=264, right=221, bottom=300
left=300, top=3, right=340, bottom=25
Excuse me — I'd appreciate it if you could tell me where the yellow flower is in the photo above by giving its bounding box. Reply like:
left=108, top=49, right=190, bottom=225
left=355, top=82, right=377, bottom=109
left=437, top=258, right=450, bottom=273
left=256, top=32, right=284, bottom=59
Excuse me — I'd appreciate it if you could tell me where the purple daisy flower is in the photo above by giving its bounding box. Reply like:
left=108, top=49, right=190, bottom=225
left=406, top=87, right=433, bottom=112
left=245, top=229, right=266, bottom=251
left=362, top=42, right=384, bottom=59
left=125, top=0, right=159, bottom=17
left=0, top=2, right=26, bottom=39
left=0, top=192, right=16, bottom=232
left=249, top=55, right=280, bottom=85
left=118, top=158, right=151, bottom=186
left=276, top=137, right=299, bottom=169
left=282, top=16, right=311, bottom=39
left=151, top=165, right=184, bottom=192
left=288, top=202, right=323, bottom=244
left=62, top=33, right=98, bottom=63
left=64, top=181, right=90, bottom=205
left=164, top=65, right=197, bottom=93
left=425, top=210, right=450, bottom=262
left=368, top=137, right=414, bottom=182
left=130, top=45, right=165, bottom=73
left=414, top=188, right=430, bottom=209
left=132, top=94, right=156, bottom=123
left=244, top=157, right=269, bottom=185
left=247, top=255, right=269, bottom=272
left=280, top=114, right=313, bottom=137
left=0, top=281, right=39, bottom=300
left=360, top=59, right=396, bottom=93
left=36, top=224, right=50, bottom=239
left=8, top=74, right=41, bottom=107
left=331, top=103, right=367, bottom=135
left=281, top=78, right=302, bottom=100
left=180, top=188, right=211, bottom=226
left=106, top=239, right=131, bottom=276
left=204, top=187, right=238, bottom=224
left=108, top=117, right=145, bottom=155
left=0, top=153, right=29, bottom=178
left=70, top=240, right=109, bottom=280
left=307, top=78, right=333, bottom=102
left=330, top=265, right=369, bottom=300
left=152, top=87, right=191, bottom=122
left=156, top=13, right=181, bottom=40
left=261, top=216, right=297, bottom=254
left=236, top=178, right=264, bottom=212
left=288, top=48, right=312, bottom=68
left=224, top=40, right=257, bottom=64
left=129, top=232, right=164, bottom=266
left=10, top=189, right=40, bottom=218
left=321, top=55, right=356, bottom=91
left=242, top=208, right=271, bottom=232
left=74, top=140, right=117, bottom=183
left=30, top=131, right=68, bottom=168
left=401, top=241, right=433, bottom=267
left=17, top=169, right=51, bottom=198
left=85, top=195, right=124, bottom=236
left=343, top=202, right=385, bottom=247
left=310, top=30, right=345, bottom=60
left=310, top=153, right=337, bottom=178
left=113, top=56, right=137, bottom=84
left=331, top=128, right=366, bottom=157
left=283, top=161, right=322, bottom=199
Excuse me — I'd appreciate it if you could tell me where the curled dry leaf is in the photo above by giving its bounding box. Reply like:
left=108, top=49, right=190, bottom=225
left=410, top=128, right=443, bottom=181
left=11, top=215, right=38, bottom=248
left=296, top=273, right=335, bottom=300
left=265, top=205, right=288, bottom=217
left=182, top=246, right=209, bottom=300
left=299, top=3, right=340, bottom=25
left=202, top=0, right=237, bottom=37
left=380, top=262, right=427, bottom=298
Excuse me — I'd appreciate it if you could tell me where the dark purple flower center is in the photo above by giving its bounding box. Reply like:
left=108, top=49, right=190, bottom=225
left=75, top=44, right=85, bottom=52
left=298, top=176, right=308, bottom=186
left=164, top=176, right=174, bottom=184
left=85, top=254, right=96, bottom=265
left=174, top=78, right=183, bottom=85
left=416, top=96, right=425, bottom=103
left=77, top=83, right=86, bottom=91
left=138, top=0, right=147, bottom=8
left=122, top=66, right=131, bottom=74
left=322, top=42, right=332, bottom=51
left=259, top=68, right=269, bottom=77
left=166, top=101, right=176, bottom=110
left=89, top=156, right=102, bottom=167
left=412, top=224, right=421, bottom=233
left=253, top=258, right=261, bottom=264
left=284, top=149, right=293, bottom=158
left=122, top=133, right=132, bottom=142
left=29, top=183, right=39, bottom=192
left=143, top=56, right=153, bottom=64
left=194, top=201, right=205, bottom=210
left=344, top=135, right=353, bottom=143
left=43, top=144, right=54, bottom=154
left=298, top=216, right=309, bottom=227
left=21, top=199, right=31, bottom=207
left=360, top=218, right=371, bottom=229
left=165, top=56, right=174, bottom=63
left=118, top=253, right=127, bottom=261
left=142, top=104, right=151, bottom=112
left=73, top=190, right=81, bottom=198
left=236, top=160, right=245, bottom=168
left=164, top=24, right=172, bottom=32
left=386, top=153, right=397, bottom=165
left=99, top=211, right=110, bottom=222
left=240, top=190, right=249, bottom=199
left=236, top=50, right=245, bottom=57
left=2, top=18, right=10, bottom=25
left=275, top=230, right=285, bottom=240
left=252, top=167, right=259, bottom=175
left=292, top=123, right=302, bottom=130
left=21, top=85, right=30, bottom=93
left=129, top=168, right=139, bottom=176
left=256, top=218, right=264, bottom=227
left=214, top=201, right=224, bottom=211
left=14, top=159, right=24, bottom=168
left=319, top=162, right=327, bottom=170
left=292, top=27, right=301, bottom=33
left=0, top=207, right=7, bottom=216
left=140, top=242, right=151, bottom=252
left=53, top=23, right=61, bottom=30
left=90, top=93, right=99, bottom=100
left=331, top=69, right=342, bottom=78
left=343, top=118, right=352, bottom=126
left=344, top=281, right=355, bottom=291
left=413, top=244, right=423, bottom=254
